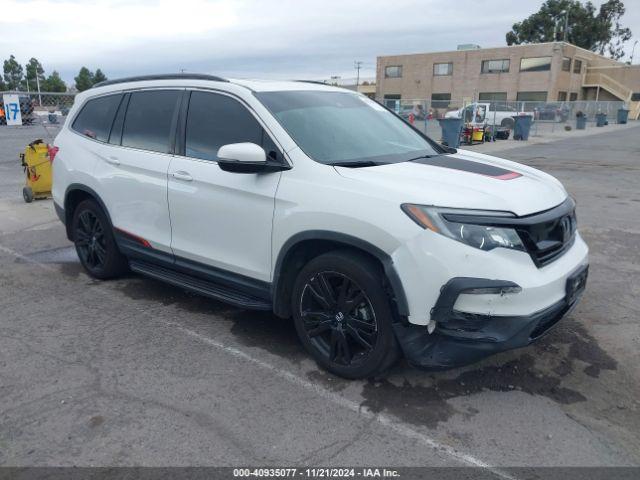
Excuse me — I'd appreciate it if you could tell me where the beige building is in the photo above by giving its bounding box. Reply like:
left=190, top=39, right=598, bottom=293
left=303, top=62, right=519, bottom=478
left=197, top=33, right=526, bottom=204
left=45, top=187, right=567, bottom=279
left=376, top=42, right=640, bottom=116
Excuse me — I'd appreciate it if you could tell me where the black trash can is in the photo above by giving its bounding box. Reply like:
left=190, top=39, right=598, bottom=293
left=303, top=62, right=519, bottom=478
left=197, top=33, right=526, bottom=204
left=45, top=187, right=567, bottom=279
left=576, top=115, right=587, bottom=130
left=617, top=109, right=629, bottom=124
left=437, top=118, right=463, bottom=148
left=596, top=113, right=607, bottom=127
left=513, top=115, right=533, bottom=141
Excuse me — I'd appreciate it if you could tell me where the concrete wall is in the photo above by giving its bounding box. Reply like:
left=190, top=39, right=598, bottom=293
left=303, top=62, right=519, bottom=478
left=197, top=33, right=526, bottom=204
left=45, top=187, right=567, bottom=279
left=376, top=42, right=626, bottom=103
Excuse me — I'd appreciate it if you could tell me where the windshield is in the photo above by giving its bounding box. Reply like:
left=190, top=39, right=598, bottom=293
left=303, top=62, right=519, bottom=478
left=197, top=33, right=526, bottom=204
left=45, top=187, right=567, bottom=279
left=254, top=90, right=442, bottom=165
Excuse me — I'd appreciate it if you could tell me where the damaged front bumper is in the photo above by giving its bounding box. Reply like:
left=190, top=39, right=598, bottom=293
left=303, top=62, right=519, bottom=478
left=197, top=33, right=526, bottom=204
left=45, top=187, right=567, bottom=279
left=393, top=265, right=589, bottom=370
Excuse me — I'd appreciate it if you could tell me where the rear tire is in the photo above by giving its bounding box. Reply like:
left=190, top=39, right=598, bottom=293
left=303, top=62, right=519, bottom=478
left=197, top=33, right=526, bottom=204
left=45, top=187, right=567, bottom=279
left=22, top=186, right=34, bottom=203
left=72, top=199, right=128, bottom=279
left=291, top=250, right=399, bottom=379
left=500, top=117, right=515, bottom=129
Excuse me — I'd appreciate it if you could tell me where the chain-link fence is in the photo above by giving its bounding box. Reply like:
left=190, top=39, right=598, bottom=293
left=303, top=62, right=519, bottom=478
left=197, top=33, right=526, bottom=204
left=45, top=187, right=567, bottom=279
left=1, top=91, right=76, bottom=127
left=1, top=89, right=633, bottom=147
left=380, top=98, right=630, bottom=142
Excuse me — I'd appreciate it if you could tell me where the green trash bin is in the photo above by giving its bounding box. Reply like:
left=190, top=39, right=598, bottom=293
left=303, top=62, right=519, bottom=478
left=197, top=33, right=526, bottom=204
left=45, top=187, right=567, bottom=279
left=617, top=109, right=629, bottom=124
left=437, top=118, right=463, bottom=148
left=596, top=113, right=607, bottom=127
left=576, top=114, right=587, bottom=130
left=513, top=115, right=533, bottom=141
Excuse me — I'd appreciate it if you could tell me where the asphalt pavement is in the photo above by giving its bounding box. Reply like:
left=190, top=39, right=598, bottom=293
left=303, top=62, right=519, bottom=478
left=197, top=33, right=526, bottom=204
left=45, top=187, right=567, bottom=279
left=0, top=122, right=639, bottom=470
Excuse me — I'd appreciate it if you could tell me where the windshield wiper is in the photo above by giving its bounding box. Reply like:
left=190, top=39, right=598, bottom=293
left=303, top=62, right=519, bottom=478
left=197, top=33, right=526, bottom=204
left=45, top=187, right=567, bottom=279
left=329, top=160, right=386, bottom=168
left=407, top=154, right=442, bottom=162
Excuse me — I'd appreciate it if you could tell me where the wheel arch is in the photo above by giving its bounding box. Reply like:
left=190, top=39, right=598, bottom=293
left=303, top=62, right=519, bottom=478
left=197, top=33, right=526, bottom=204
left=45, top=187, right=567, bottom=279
left=271, top=231, right=409, bottom=319
left=63, top=184, right=114, bottom=241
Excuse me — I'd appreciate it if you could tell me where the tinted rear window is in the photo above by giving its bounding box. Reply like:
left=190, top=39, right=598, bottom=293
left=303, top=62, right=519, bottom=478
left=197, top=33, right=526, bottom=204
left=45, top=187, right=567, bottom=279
left=72, top=94, right=123, bottom=142
left=122, top=90, right=180, bottom=153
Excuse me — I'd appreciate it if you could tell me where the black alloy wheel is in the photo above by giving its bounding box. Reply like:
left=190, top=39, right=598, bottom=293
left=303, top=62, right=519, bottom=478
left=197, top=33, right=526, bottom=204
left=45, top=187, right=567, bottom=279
left=75, top=210, right=107, bottom=271
left=300, top=271, right=378, bottom=367
left=292, top=250, right=399, bottom=379
left=72, top=199, right=129, bottom=279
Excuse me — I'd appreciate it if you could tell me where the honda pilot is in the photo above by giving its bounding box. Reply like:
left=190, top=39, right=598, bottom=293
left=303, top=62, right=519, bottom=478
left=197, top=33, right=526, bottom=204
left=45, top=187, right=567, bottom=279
left=52, top=74, right=589, bottom=378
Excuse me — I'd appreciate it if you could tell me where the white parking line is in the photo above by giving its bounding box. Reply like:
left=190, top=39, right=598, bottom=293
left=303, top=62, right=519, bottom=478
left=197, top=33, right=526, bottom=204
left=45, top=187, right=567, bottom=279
left=0, top=240, right=516, bottom=479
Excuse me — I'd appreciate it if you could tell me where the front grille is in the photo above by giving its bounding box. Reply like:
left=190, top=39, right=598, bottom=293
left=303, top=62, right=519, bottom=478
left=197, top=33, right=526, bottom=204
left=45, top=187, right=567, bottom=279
left=516, top=209, right=577, bottom=267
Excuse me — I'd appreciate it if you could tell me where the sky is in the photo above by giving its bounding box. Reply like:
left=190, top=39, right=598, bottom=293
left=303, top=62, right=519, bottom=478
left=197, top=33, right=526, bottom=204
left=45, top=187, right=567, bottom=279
left=1, top=0, right=639, bottom=85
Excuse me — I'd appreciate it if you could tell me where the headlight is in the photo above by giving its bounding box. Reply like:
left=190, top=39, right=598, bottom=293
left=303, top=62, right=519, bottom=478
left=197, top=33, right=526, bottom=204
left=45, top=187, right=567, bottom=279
left=401, top=204, right=525, bottom=252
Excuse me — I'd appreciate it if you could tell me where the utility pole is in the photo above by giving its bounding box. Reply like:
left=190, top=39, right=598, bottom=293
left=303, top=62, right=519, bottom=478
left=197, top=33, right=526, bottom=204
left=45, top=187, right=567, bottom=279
left=563, top=10, right=569, bottom=42
left=354, top=61, right=363, bottom=88
left=35, top=73, right=42, bottom=106
left=631, top=40, right=638, bottom=65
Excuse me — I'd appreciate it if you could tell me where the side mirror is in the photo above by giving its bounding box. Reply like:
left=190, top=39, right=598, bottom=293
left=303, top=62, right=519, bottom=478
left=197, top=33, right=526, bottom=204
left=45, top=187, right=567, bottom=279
left=217, top=143, right=267, bottom=173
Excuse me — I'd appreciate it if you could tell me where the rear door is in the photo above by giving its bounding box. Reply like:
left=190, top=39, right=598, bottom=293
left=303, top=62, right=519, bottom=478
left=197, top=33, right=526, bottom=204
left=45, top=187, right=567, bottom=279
left=93, top=89, right=182, bottom=254
left=167, top=90, right=284, bottom=282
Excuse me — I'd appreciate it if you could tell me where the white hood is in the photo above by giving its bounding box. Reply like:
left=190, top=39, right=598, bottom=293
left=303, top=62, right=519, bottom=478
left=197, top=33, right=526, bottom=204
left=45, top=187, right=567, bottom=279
left=335, top=149, right=567, bottom=217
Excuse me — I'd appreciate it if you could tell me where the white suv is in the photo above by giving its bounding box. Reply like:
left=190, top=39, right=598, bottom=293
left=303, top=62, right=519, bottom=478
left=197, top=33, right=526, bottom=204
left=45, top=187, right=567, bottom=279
left=52, top=74, right=589, bottom=379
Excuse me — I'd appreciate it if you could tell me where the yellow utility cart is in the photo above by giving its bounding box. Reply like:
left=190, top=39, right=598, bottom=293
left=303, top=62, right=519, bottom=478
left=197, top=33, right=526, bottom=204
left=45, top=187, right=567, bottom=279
left=19, top=139, right=56, bottom=203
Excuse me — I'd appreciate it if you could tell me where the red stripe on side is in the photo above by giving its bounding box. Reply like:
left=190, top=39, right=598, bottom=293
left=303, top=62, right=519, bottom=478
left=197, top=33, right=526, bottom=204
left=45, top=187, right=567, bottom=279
left=491, top=172, right=522, bottom=181
left=114, top=227, right=152, bottom=248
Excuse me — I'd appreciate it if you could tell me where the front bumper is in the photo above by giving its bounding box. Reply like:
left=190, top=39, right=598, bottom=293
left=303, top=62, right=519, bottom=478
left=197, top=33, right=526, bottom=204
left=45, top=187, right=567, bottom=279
left=393, top=265, right=588, bottom=370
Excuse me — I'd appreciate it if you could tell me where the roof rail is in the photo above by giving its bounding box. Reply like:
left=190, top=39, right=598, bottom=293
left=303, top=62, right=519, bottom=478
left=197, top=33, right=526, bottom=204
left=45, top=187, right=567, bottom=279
left=294, top=80, right=329, bottom=86
left=92, top=73, right=228, bottom=88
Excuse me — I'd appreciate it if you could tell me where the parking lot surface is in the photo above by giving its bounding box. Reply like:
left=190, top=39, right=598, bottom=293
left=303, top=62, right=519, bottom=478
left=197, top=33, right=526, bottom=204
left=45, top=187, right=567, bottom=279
left=0, top=123, right=639, bottom=469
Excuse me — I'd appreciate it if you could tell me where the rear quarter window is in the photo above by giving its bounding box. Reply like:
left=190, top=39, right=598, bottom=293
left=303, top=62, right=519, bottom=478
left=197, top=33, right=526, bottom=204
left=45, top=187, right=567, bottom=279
left=72, top=94, right=123, bottom=142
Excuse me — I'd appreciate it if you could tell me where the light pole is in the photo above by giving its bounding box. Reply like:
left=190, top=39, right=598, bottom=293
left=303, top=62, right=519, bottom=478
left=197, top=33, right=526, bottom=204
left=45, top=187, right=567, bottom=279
left=563, top=10, right=569, bottom=42
left=354, top=61, right=363, bottom=88
left=35, top=73, right=42, bottom=106
left=631, top=40, right=638, bottom=65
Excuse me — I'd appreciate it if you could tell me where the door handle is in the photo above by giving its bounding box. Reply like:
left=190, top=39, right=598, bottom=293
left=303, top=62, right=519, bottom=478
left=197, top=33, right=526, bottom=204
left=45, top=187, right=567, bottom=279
left=172, top=171, right=193, bottom=182
left=105, top=156, right=120, bottom=166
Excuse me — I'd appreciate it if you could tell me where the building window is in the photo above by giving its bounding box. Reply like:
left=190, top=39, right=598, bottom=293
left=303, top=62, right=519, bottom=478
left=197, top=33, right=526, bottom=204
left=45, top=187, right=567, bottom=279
left=431, top=93, right=451, bottom=108
left=478, top=92, right=507, bottom=101
left=569, top=92, right=578, bottom=101
left=520, top=57, right=552, bottom=72
left=433, top=62, right=453, bottom=76
left=562, top=57, right=571, bottom=72
left=516, top=91, right=548, bottom=102
left=481, top=59, right=510, bottom=73
left=573, top=59, right=583, bottom=74
left=557, top=91, right=568, bottom=101
left=384, top=66, right=402, bottom=78
left=383, top=94, right=401, bottom=111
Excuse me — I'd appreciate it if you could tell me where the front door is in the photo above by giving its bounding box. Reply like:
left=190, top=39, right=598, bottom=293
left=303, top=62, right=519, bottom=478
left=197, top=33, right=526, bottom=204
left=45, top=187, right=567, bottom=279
left=167, top=90, right=284, bottom=283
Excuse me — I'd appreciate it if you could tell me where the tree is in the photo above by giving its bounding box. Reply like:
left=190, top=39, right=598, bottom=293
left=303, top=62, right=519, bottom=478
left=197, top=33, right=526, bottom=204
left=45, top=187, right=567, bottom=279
left=43, top=71, right=67, bottom=92
left=506, top=0, right=633, bottom=60
left=74, top=66, right=108, bottom=91
left=93, top=69, right=107, bottom=84
left=3, top=55, right=24, bottom=90
left=74, top=66, right=94, bottom=92
left=25, top=57, right=45, bottom=92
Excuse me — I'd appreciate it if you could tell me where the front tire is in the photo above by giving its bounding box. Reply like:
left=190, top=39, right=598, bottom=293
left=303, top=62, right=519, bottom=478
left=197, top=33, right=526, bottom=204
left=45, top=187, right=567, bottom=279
left=291, top=250, right=399, bottom=379
left=72, top=199, right=128, bottom=279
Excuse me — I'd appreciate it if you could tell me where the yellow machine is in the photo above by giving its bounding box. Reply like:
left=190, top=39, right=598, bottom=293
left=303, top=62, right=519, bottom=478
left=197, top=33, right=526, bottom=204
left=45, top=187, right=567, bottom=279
left=19, top=139, right=55, bottom=203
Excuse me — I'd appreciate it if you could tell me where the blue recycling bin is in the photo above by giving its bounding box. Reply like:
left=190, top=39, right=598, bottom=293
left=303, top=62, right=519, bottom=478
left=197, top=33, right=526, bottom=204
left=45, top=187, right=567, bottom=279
left=513, top=115, right=533, bottom=141
left=576, top=115, right=587, bottom=130
left=617, top=109, right=629, bottom=124
left=596, top=113, right=607, bottom=127
left=437, top=118, right=463, bottom=148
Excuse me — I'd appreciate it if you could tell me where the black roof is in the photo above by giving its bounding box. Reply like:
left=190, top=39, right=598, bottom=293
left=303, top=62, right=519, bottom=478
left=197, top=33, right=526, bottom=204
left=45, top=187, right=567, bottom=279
left=92, top=73, right=228, bottom=88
